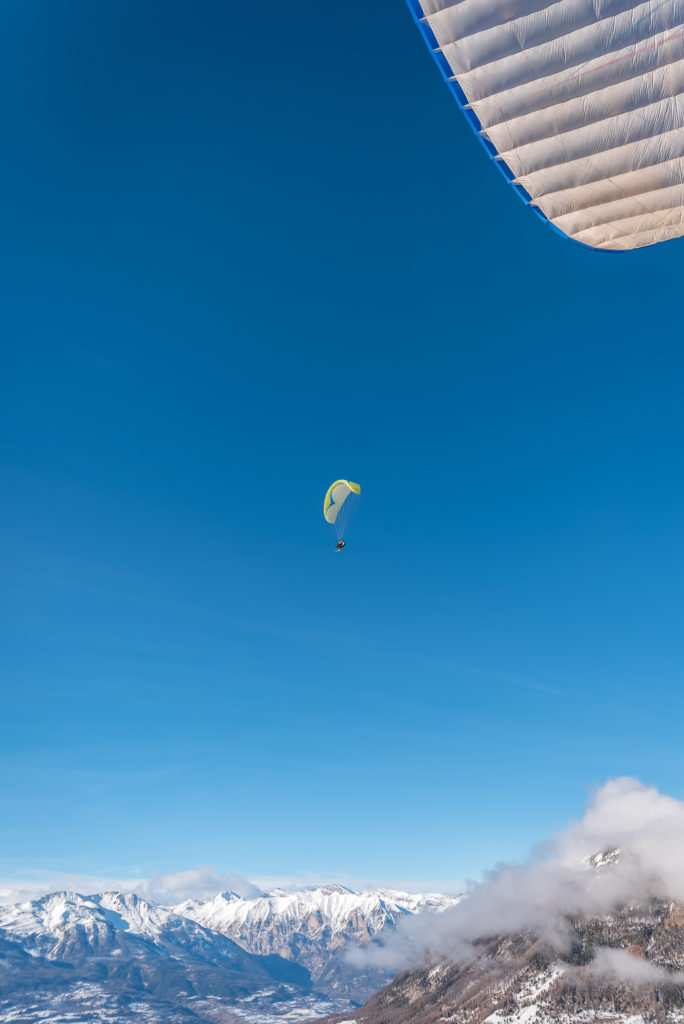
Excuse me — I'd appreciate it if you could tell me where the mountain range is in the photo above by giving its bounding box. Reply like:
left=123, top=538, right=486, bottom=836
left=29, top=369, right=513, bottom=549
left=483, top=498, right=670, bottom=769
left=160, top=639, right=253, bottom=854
left=0, top=884, right=459, bottom=1023
left=6, top=847, right=684, bottom=1024
left=178, top=884, right=460, bottom=1003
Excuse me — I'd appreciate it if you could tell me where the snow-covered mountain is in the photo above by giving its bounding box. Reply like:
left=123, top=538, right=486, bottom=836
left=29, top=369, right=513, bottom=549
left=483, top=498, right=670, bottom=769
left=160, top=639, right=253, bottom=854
left=176, top=883, right=461, bottom=1003
left=0, top=884, right=459, bottom=1023
left=324, top=900, right=684, bottom=1024
left=0, top=889, right=318, bottom=1024
left=317, top=878, right=684, bottom=1024
left=1, top=889, right=274, bottom=965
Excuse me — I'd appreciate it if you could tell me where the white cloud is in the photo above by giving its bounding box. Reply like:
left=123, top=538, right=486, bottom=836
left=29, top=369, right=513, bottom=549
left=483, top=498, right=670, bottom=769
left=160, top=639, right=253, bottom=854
left=0, top=873, right=141, bottom=906
left=0, top=868, right=261, bottom=907
left=585, top=947, right=684, bottom=986
left=138, top=867, right=262, bottom=904
left=353, top=777, right=684, bottom=972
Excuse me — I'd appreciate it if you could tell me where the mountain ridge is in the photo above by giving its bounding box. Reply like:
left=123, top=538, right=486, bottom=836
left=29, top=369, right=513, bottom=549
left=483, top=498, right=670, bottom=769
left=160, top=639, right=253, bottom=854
left=174, top=883, right=461, bottom=1002
left=0, top=883, right=459, bottom=1023
left=317, top=896, right=684, bottom=1024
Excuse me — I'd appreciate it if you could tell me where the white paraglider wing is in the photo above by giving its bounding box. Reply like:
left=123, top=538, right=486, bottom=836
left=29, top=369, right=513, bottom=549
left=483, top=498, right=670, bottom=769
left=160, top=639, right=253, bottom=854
left=324, top=481, right=354, bottom=524
left=323, top=480, right=361, bottom=540
left=407, top=0, right=684, bottom=251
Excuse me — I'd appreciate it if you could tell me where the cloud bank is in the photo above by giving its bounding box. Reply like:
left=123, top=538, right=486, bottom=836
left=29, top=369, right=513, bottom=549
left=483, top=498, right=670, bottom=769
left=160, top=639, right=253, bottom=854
left=138, top=867, right=262, bottom=904
left=0, top=868, right=263, bottom=907
left=0, top=867, right=460, bottom=908
left=352, top=777, right=684, bottom=974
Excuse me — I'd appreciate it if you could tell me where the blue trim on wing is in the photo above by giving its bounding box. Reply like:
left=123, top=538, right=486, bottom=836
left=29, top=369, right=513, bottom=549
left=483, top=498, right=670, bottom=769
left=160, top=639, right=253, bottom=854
left=404, top=1, right=622, bottom=254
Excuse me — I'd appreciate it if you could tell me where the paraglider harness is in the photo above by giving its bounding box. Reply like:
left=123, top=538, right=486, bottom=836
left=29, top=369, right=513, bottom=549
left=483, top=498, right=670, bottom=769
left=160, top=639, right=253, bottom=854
left=335, top=540, right=346, bottom=552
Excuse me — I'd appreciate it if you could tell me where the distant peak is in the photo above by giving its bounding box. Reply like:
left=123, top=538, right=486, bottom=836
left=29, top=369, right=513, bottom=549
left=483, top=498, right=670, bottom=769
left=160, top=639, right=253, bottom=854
left=585, top=847, right=622, bottom=868
left=97, top=890, right=140, bottom=904
left=36, top=889, right=86, bottom=904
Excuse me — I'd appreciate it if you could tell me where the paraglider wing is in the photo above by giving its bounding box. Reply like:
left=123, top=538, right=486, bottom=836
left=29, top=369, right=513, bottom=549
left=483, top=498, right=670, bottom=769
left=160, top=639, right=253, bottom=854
left=323, top=479, right=361, bottom=540
left=407, top=0, right=684, bottom=251
left=324, top=480, right=359, bottom=524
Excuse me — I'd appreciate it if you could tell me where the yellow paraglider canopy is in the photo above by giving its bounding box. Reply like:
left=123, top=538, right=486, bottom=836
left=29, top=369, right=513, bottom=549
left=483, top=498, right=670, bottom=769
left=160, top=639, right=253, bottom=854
left=323, top=480, right=361, bottom=524
left=323, top=480, right=361, bottom=543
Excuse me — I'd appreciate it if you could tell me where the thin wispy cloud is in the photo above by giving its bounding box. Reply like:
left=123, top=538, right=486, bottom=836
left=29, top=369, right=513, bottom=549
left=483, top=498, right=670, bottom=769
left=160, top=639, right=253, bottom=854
left=140, top=867, right=262, bottom=903
left=584, top=947, right=684, bottom=986
left=460, top=664, right=573, bottom=697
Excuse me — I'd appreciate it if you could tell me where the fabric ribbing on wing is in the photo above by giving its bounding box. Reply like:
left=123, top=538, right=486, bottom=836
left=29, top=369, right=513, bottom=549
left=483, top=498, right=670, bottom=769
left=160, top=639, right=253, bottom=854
left=417, top=0, right=684, bottom=249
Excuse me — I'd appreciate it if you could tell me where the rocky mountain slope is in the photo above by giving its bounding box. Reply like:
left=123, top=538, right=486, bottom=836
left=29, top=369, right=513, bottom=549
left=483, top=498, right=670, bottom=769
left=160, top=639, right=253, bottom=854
left=320, top=898, right=684, bottom=1024
left=176, top=884, right=461, bottom=1003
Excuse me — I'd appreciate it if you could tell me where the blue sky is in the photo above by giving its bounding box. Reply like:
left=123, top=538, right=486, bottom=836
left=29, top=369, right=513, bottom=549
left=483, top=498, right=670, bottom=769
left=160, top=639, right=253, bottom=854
left=3, top=0, right=684, bottom=893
